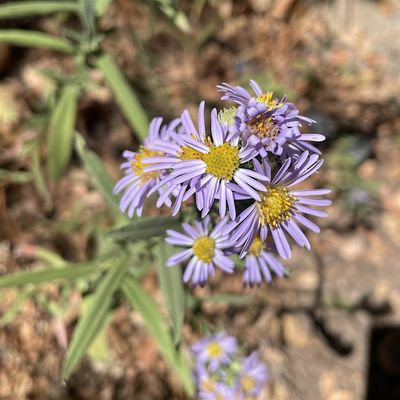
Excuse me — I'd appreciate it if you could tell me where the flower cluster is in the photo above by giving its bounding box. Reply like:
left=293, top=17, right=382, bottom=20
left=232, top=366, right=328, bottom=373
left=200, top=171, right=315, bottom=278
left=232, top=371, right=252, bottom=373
left=191, top=332, right=268, bottom=399
left=114, top=80, right=331, bottom=286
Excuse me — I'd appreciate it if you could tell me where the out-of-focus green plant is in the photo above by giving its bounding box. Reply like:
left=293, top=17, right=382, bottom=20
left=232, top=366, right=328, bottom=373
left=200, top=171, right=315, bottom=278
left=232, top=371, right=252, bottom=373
left=146, top=0, right=191, bottom=33
left=0, top=134, right=194, bottom=395
left=0, top=0, right=196, bottom=394
left=0, top=0, right=149, bottom=181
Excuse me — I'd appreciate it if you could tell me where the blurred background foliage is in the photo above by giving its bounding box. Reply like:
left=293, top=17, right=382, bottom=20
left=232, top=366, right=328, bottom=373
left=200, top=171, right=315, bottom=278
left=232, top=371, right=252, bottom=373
left=0, top=0, right=399, bottom=399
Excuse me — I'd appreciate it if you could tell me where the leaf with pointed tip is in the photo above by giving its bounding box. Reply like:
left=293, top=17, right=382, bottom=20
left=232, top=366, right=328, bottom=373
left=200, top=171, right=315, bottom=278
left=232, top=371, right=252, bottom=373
left=155, top=241, right=185, bottom=345
left=63, top=256, right=128, bottom=378
left=47, top=84, right=79, bottom=181
left=0, top=30, right=74, bottom=52
left=75, top=134, right=121, bottom=218
left=96, top=54, right=149, bottom=142
left=0, top=262, right=99, bottom=288
left=122, top=276, right=194, bottom=395
left=107, top=216, right=180, bottom=242
left=0, top=2, right=78, bottom=19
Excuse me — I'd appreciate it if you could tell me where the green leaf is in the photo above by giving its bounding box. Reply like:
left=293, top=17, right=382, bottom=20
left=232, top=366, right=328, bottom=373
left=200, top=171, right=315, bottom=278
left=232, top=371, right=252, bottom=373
left=0, top=262, right=99, bottom=288
left=122, top=276, right=194, bottom=395
left=155, top=241, right=185, bottom=345
left=153, top=0, right=191, bottom=33
left=107, top=215, right=180, bottom=242
left=75, top=134, right=121, bottom=217
left=63, top=256, right=128, bottom=378
left=47, top=84, right=79, bottom=181
left=0, top=168, right=31, bottom=184
left=82, top=296, right=113, bottom=362
left=96, top=54, right=149, bottom=142
left=30, top=142, right=52, bottom=205
left=0, top=30, right=75, bottom=53
left=0, top=2, right=78, bottom=19
left=79, top=0, right=97, bottom=38
left=30, top=246, right=66, bottom=268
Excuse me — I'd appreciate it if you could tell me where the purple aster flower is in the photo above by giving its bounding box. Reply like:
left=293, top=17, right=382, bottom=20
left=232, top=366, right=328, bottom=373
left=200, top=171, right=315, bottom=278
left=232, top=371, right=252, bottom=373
left=143, top=101, right=269, bottom=220
left=113, top=117, right=179, bottom=217
left=166, top=217, right=234, bottom=287
left=200, top=382, right=235, bottom=400
left=192, top=332, right=238, bottom=372
left=242, top=237, right=285, bottom=287
left=229, top=151, right=331, bottom=259
left=193, top=365, right=218, bottom=398
left=237, top=352, right=268, bottom=397
left=218, top=80, right=325, bottom=159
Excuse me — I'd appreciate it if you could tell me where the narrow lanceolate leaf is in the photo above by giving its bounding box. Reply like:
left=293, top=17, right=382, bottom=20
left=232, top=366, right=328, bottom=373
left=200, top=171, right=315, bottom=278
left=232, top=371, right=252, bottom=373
left=154, top=0, right=191, bottom=33
left=0, top=30, right=74, bottom=53
left=107, top=216, right=180, bottom=242
left=82, top=296, right=113, bottom=362
left=96, top=54, right=149, bottom=142
left=75, top=134, right=120, bottom=216
left=122, top=276, right=194, bottom=396
left=155, top=241, right=185, bottom=345
left=47, top=85, right=79, bottom=181
left=30, top=142, right=51, bottom=205
left=0, top=262, right=99, bottom=288
left=0, top=2, right=78, bottom=20
left=63, top=256, right=129, bottom=378
left=79, top=0, right=96, bottom=38
left=0, top=168, right=31, bottom=184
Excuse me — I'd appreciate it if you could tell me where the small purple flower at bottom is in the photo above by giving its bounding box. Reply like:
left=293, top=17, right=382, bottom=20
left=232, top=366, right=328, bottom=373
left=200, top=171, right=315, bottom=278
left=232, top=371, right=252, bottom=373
left=238, top=352, right=268, bottom=397
left=166, top=217, right=234, bottom=287
left=200, top=383, right=235, bottom=400
left=243, top=237, right=285, bottom=287
left=192, top=332, right=238, bottom=372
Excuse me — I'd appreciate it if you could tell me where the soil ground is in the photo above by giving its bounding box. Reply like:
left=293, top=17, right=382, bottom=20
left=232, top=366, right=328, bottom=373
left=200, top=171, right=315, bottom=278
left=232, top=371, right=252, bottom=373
left=0, top=1, right=400, bottom=399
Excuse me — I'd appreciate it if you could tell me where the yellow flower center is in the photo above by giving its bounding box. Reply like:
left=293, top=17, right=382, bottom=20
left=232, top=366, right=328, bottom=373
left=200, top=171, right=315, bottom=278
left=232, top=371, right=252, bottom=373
left=201, top=378, right=216, bottom=392
left=180, top=146, right=204, bottom=161
left=248, top=237, right=262, bottom=257
left=257, top=185, right=295, bottom=228
left=241, top=375, right=256, bottom=392
left=179, top=139, right=239, bottom=181
left=207, top=341, right=223, bottom=358
left=193, top=236, right=215, bottom=263
left=131, top=146, right=162, bottom=184
left=203, top=143, right=239, bottom=181
left=247, top=115, right=279, bottom=141
left=256, top=91, right=281, bottom=110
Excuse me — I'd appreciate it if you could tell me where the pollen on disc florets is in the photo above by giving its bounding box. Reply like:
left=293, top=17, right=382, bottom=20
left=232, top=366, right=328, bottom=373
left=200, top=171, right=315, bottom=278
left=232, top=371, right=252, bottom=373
left=180, top=146, right=204, bottom=161
left=256, top=91, right=281, bottom=110
left=247, top=115, right=279, bottom=140
left=131, top=146, right=162, bottom=183
left=193, top=236, right=215, bottom=263
left=257, top=185, right=296, bottom=228
left=203, top=143, right=240, bottom=181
